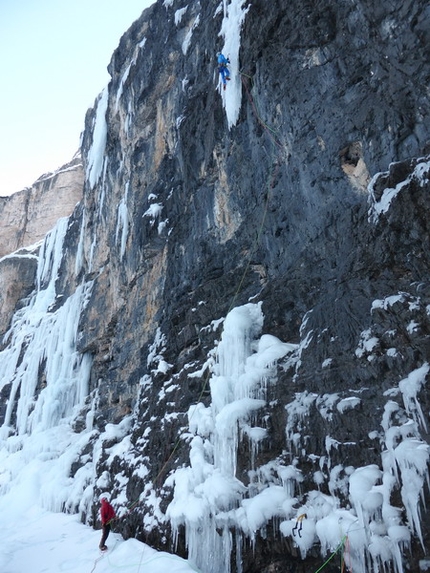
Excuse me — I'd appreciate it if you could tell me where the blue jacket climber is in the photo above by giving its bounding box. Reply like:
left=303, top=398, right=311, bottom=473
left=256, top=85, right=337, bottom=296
left=217, top=52, right=230, bottom=89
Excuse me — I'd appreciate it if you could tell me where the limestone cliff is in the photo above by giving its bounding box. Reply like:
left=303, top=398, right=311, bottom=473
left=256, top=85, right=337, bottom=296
left=0, top=154, right=83, bottom=258
left=0, top=2, right=429, bottom=573
left=0, top=154, right=83, bottom=338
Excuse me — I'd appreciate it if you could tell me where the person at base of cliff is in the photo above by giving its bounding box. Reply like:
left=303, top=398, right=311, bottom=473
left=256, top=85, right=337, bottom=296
left=217, top=52, right=231, bottom=90
left=99, top=493, right=116, bottom=551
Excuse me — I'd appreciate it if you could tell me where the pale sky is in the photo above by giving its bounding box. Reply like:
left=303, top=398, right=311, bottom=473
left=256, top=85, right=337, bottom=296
left=0, top=0, right=154, bottom=197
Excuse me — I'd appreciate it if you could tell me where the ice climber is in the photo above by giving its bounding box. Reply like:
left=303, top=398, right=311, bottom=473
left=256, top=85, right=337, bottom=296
left=99, top=493, right=116, bottom=551
left=217, top=52, right=231, bottom=89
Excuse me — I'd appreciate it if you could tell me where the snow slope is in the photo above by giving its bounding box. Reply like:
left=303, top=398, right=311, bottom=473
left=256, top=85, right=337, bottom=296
left=0, top=502, right=197, bottom=573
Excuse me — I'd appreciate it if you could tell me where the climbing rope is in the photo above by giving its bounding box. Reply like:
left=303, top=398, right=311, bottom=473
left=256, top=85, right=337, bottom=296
left=240, top=70, right=284, bottom=150
left=136, top=543, right=145, bottom=573
left=151, top=68, right=286, bottom=476
left=89, top=537, right=120, bottom=573
left=91, top=67, right=287, bottom=573
left=312, top=535, right=348, bottom=573
left=117, top=67, right=287, bottom=511
left=89, top=64, right=362, bottom=573
left=89, top=553, right=105, bottom=573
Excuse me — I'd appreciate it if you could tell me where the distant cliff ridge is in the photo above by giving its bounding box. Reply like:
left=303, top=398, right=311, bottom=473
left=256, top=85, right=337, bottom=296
left=0, top=1, right=429, bottom=573
left=0, top=153, right=83, bottom=258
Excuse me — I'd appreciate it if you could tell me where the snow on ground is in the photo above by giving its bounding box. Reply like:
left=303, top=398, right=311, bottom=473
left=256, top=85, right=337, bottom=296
left=0, top=501, right=197, bottom=573
left=0, top=218, right=197, bottom=573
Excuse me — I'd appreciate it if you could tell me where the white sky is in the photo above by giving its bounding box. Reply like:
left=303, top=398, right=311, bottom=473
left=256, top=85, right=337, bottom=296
left=0, top=0, right=154, bottom=197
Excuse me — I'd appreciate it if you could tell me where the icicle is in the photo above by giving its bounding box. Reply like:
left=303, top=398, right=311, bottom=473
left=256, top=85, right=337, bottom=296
left=398, top=363, right=429, bottom=431
left=36, top=217, right=69, bottom=293
left=394, top=438, right=429, bottom=547
left=0, top=217, right=94, bottom=437
left=0, top=212, right=96, bottom=514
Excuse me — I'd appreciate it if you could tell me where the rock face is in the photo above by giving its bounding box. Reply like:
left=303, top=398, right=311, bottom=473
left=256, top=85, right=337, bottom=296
left=0, top=248, right=38, bottom=339
left=0, top=154, right=83, bottom=258
left=0, top=1, right=429, bottom=573
left=0, top=154, right=83, bottom=337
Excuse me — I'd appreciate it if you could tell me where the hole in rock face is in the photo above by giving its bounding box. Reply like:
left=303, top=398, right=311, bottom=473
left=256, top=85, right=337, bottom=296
left=339, top=141, right=370, bottom=192
left=339, top=141, right=362, bottom=168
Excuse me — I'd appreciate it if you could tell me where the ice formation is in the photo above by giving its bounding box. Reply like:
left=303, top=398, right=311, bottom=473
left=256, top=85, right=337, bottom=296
left=86, top=87, right=109, bottom=189
left=0, top=218, right=95, bottom=518
left=167, top=302, right=429, bottom=573
left=166, top=303, right=299, bottom=573
left=218, top=0, right=250, bottom=128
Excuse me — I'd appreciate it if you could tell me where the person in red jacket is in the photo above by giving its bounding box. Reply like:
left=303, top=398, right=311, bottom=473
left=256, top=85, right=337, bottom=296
left=99, top=494, right=116, bottom=551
